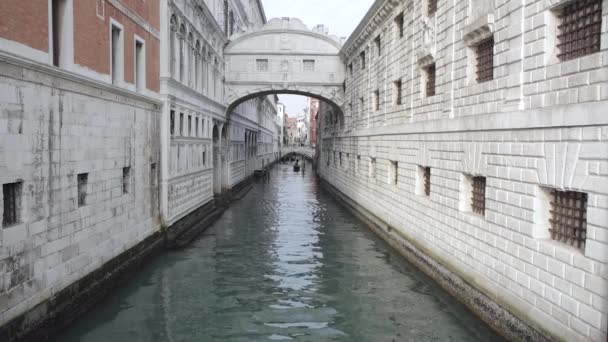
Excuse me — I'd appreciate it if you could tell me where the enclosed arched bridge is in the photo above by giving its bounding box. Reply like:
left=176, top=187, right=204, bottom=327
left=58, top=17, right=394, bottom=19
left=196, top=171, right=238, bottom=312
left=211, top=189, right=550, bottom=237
left=224, top=18, right=345, bottom=115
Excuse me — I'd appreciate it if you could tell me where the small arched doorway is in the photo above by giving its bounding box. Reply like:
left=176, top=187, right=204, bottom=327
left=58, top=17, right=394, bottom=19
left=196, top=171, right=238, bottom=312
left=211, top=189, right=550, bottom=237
left=212, top=124, right=221, bottom=195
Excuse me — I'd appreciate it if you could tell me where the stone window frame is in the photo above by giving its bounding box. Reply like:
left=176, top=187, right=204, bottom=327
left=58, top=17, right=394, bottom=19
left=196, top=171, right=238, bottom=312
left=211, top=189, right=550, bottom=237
left=463, top=14, right=495, bottom=86
left=134, top=35, right=146, bottom=92
left=393, top=79, right=403, bottom=105
left=389, top=161, right=399, bottom=185
left=303, top=59, right=315, bottom=72
left=256, top=59, right=269, bottom=72
left=395, top=12, right=404, bottom=39
left=422, top=0, right=438, bottom=17
left=51, top=0, right=74, bottom=68
left=109, top=18, right=125, bottom=86
left=423, top=63, right=436, bottom=97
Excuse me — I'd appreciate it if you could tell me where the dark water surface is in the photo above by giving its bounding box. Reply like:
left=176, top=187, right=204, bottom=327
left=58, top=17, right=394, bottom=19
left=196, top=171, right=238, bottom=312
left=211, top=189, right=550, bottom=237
left=54, top=163, right=505, bottom=342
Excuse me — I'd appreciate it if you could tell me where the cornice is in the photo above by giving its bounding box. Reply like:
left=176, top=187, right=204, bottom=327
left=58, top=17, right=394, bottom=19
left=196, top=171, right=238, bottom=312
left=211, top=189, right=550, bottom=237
left=225, top=29, right=343, bottom=52
left=340, top=0, right=401, bottom=60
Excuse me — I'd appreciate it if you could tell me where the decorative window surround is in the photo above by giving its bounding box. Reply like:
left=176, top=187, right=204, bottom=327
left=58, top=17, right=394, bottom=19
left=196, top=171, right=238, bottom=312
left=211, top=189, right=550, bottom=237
left=463, top=14, right=495, bottom=47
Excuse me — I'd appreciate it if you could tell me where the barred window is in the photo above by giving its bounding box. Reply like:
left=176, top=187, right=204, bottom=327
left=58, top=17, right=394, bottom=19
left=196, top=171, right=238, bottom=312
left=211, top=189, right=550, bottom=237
left=428, top=0, right=438, bottom=16
left=476, top=37, right=494, bottom=82
left=425, top=63, right=436, bottom=97
left=424, top=167, right=431, bottom=196
left=549, top=190, right=587, bottom=250
left=303, top=59, right=315, bottom=72
left=394, top=80, right=402, bottom=105
left=557, top=0, right=603, bottom=62
left=77, top=173, right=88, bottom=207
left=256, top=59, right=268, bottom=71
left=471, top=176, right=486, bottom=215
left=123, top=167, right=131, bottom=194
left=391, top=161, right=398, bottom=185
left=3, top=182, right=22, bottom=227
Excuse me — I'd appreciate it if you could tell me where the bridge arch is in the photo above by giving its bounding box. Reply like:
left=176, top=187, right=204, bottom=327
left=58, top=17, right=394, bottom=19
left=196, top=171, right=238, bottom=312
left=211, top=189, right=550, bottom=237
left=224, top=18, right=346, bottom=115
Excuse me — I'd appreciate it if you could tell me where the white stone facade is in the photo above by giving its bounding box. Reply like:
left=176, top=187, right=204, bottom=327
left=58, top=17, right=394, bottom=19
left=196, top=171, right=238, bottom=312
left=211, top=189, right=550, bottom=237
left=160, top=0, right=277, bottom=225
left=0, top=52, right=161, bottom=327
left=318, top=0, right=608, bottom=340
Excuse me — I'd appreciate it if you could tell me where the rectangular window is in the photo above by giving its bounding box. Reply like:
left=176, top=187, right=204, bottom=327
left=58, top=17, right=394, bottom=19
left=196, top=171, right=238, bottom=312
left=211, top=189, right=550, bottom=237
left=77, top=173, right=88, bottom=207
left=471, top=176, right=486, bottom=215
left=428, top=0, right=438, bottom=16
left=2, top=182, right=22, bottom=227
left=424, top=167, right=431, bottom=196
left=195, top=118, right=199, bottom=137
left=122, top=167, right=131, bottom=194
left=170, top=110, right=175, bottom=136
left=549, top=190, right=588, bottom=250
left=203, top=150, right=207, bottom=166
left=395, top=13, right=404, bottom=39
left=339, top=152, right=343, bottom=167
left=374, top=90, right=380, bottom=111
left=357, top=155, right=361, bottom=173
left=425, top=63, right=436, bottom=97
left=256, top=59, right=269, bottom=71
left=188, top=116, right=192, bottom=136
left=349, top=63, right=353, bottom=75
left=476, top=37, right=494, bottom=83
left=557, top=0, right=602, bottom=61
left=360, top=97, right=365, bottom=117
left=180, top=113, right=184, bottom=136
left=135, top=39, right=145, bottom=92
left=303, top=59, right=315, bottom=72
left=111, top=24, right=123, bottom=85
left=390, top=161, right=398, bottom=185
left=360, top=51, right=366, bottom=69
left=51, top=0, right=68, bottom=67
left=394, top=80, right=402, bottom=105
left=375, top=36, right=381, bottom=56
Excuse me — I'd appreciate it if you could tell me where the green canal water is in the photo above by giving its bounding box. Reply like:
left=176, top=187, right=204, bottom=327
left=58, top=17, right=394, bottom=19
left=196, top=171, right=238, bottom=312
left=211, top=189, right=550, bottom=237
left=53, top=162, right=505, bottom=342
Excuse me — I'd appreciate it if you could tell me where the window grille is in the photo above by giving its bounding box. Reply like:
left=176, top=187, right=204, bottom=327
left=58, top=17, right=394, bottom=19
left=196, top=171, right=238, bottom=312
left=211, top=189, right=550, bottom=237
left=426, top=63, right=436, bottom=97
left=303, top=59, right=315, bottom=72
left=471, top=176, right=486, bottom=215
left=424, top=167, right=431, bottom=196
left=549, top=190, right=587, bottom=250
left=78, top=173, right=88, bottom=207
left=123, top=167, right=130, bottom=194
left=476, top=37, right=494, bottom=82
left=3, top=182, right=21, bottom=227
left=394, top=80, right=402, bottom=105
left=557, top=0, right=602, bottom=61
left=428, top=0, right=438, bottom=16
left=256, top=59, right=268, bottom=71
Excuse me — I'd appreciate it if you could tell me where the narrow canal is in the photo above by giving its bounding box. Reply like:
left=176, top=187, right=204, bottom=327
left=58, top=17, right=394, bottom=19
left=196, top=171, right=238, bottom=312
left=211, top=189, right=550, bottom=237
left=53, top=162, right=505, bottom=342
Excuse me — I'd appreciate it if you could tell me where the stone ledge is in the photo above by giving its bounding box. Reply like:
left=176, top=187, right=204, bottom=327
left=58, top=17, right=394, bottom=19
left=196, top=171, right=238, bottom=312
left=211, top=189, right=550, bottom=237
left=320, top=179, right=553, bottom=342
left=463, top=14, right=495, bottom=47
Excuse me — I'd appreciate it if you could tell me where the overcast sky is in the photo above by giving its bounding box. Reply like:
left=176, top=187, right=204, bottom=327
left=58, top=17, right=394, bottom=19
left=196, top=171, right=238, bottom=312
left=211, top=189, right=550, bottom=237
left=261, top=0, right=374, bottom=116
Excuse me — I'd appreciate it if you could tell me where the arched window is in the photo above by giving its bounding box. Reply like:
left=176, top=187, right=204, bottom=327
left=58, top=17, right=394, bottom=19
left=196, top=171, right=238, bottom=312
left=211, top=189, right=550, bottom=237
left=187, top=32, right=194, bottom=87
left=170, top=15, right=178, bottom=78
left=195, top=40, right=201, bottom=91
left=179, top=24, right=186, bottom=82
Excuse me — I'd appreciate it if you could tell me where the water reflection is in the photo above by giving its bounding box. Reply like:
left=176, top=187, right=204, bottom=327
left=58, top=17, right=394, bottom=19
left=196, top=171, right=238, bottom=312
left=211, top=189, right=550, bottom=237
left=53, top=163, right=504, bottom=342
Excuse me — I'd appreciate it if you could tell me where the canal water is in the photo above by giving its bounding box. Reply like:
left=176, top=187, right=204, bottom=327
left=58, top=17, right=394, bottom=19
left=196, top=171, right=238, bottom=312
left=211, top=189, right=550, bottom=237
left=53, top=162, right=505, bottom=342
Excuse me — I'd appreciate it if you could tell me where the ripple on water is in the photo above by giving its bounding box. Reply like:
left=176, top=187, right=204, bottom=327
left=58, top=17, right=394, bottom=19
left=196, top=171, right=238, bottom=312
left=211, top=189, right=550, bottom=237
left=52, top=164, right=506, bottom=342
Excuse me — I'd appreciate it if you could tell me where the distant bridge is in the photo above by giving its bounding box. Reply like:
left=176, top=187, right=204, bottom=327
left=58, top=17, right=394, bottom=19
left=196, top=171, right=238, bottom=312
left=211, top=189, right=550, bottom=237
left=280, top=147, right=315, bottom=160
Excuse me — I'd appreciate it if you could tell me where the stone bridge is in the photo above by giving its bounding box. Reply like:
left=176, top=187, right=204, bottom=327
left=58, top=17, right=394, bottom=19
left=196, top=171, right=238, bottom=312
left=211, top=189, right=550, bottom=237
left=280, top=146, right=315, bottom=160
left=224, top=18, right=345, bottom=115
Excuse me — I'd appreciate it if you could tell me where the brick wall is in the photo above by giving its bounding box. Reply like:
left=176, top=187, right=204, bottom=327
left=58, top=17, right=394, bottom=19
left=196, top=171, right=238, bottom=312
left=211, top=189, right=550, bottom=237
left=0, top=0, right=49, bottom=52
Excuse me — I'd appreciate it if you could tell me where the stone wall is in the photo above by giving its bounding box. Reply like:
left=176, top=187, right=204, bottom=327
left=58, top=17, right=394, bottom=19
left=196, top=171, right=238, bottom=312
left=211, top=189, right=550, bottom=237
left=319, top=0, right=608, bottom=340
left=0, top=53, right=161, bottom=327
